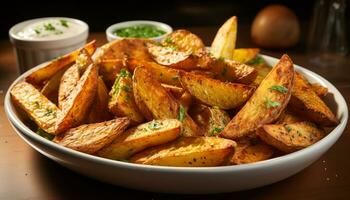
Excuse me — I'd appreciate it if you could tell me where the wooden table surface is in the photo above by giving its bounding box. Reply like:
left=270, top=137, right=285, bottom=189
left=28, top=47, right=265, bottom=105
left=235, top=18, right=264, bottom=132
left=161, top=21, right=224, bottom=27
left=1, top=27, right=350, bottom=200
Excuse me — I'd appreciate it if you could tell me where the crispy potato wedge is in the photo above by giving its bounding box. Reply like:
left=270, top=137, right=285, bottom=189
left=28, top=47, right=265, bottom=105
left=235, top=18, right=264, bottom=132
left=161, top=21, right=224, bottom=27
left=221, top=54, right=294, bottom=139
left=161, top=84, right=185, bottom=98
left=87, top=77, right=113, bottom=123
left=26, top=41, right=96, bottom=87
left=232, top=48, right=260, bottom=63
left=97, top=59, right=127, bottom=87
left=130, top=137, right=236, bottom=167
left=128, top=59, right=181, bottom=87
left=54, top=118, right=130, bottom=154
left=311, top=83, right=328, bottom=97
left=95, top=38, right=153, bottom=62
left=147, top=42, right=198, bottom=70
left=133, top=67, right=199, bottom=136
left=162, top=29, right=205, bottom=54
left=289, top=73, right=338, bottom=126
left=180, top=71, right=255, bottom=109
left=257, top=122, right=325, bottom=153
left=109, top=69, right=144, bottom=124
left=41, top=67, right=68, bottom=104
left=98, top=119, right=181, bottom=160
left=211, top=16, right=237, bottom=59
left=190, top=104, right=230, bottom=136
left=55, top=64, right=98, bottom=134
left=11, top=82, right=58, bottom=134
left=230, top=139, right=274, bottom=164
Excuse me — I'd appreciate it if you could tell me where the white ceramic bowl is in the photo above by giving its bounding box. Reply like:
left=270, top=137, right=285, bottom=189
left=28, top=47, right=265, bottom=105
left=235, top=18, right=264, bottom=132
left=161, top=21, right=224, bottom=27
left=4, top=55, right=348, bottom=194
left=106, top=20, right=172, bottom=42
left=9, top=17, right=89, bottom=73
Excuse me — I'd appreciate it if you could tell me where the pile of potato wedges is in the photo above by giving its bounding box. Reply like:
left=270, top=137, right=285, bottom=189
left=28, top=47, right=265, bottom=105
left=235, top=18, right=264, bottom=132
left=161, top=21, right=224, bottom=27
left=11, top=16, right=338, bottom=167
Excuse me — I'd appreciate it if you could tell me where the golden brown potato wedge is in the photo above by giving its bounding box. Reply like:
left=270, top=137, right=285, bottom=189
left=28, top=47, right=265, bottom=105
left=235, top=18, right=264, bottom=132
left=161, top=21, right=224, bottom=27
left=230, top=139, right=274, bottom=164
left=87, top=77, right=113, bottom=123
left=26, top=41, right=96, bottom=87
left=180, top=71, right=255, bottom=109
left=54, top=118, right=130, bottom=154
left=55, top=64, right=98, bottom=134
left=221, top=54, right=294, bottom=139
left=95, top=38, right=153, bottom=62
left=257, top=122, right=325, bottom=153
left=11, top=82, right=58, bottom=134
left=128, top=59, right=181, bottom=87
left=162, top=29, right=205, bottom=54
left=109, top=69, right=144, bottom=124
left=211, top=16, right=237, bottom=59
left=97, top=59, right=127, bottom=87
left=147, top=42, right=198, bottom=70
left=190, top=104, right=230, bottom=136
left=232, top=48, right=260, bottom=64
left=41, top=67, right=68, bottom=104
left=311, top=83, right=328, bottom=97
left=133, top=67, right=199, bottom=136
left=289, top=73, right=338, bottom=126
left=130, top=137, right=236, bottom=167
left=98, top=119, right=181, bottom=160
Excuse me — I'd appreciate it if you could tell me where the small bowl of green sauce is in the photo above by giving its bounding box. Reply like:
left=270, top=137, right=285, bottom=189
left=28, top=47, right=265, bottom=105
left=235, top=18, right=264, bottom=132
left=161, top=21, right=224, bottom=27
left=106, top=20, right=172, bottom=42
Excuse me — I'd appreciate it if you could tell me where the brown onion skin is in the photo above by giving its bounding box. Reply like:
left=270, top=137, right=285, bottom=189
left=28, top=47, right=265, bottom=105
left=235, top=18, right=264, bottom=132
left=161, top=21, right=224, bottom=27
left=251, top=4, right=300, bottom=49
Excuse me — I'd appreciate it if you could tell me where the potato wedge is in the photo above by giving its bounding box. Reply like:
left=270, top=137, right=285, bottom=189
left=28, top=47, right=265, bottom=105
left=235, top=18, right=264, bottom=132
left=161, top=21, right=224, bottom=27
left=180, top=71, right=254, bottom=109
left=133, top=67, right=199, bottom=136
left=97, top=59, right=127, bottom=87
left=128, top=59, right=181, bottom=87
left=289, top=73, right=338, bottom=126
left=130, top=137, right=236, bottom=167
left=41, top=66, right=68, bottom=104
left=109, top=69, right=144, bottom=124
left=26, top=40, right=96, bottom=87
left=230, top=139, right=274, bottom=164
left=190, top=104, right=230, bottom=136
left=232, top=48, right=260, bottom=64
left=87, top=77, right=113, bottom=123
left=55, top=64, right=98, bottom=134
left=11, top=82, right=58, bottom=134
left=162, top=29, right=205, bottom=54
left=54, top=118, right=130, bottom=154
left=257, top=122, right=325, bottom=153
left=221, top=54, right=294, bottom=139
left=211, top=16, right=237, bottom=59
left=147, top=42, right=198, bottom=70
left=98, top=119, right=181, bottom=160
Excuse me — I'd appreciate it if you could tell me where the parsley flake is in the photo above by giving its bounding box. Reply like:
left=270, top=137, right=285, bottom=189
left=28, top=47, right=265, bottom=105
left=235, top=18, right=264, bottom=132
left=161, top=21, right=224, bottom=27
left=270, top=85, right=288, bottom=93
left=178, top=104, right=186, bottom=122
left=265, top=98, right=280, bottom=108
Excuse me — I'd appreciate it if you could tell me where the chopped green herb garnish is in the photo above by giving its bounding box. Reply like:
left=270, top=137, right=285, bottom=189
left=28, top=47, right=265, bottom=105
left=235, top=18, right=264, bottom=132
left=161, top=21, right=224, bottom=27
left=43, top=109, right=55, bottom=117
left=148, top=120, right=161, bottom=130
left=44, top=23, right=55, bottom=31
left=210, top=127, right=224, bottom=136
left=164, top=37, right=173, bottom=44
left=113, top=25, right=166, bottom=38
left=265, top=98, right=280, bottom=108
left=36, top=128, right=54, bottom=140
left=121, top=85, right=131, bottom=92
left=285, top=125, right=292, bottom=132
left=177, top=104, right=186, bottom=122
left=119, top=68, right=131, bottom=77
left=246, top=56, right=264, bottom=65
left=60, top=19, right=69, bottom=27
left=34, top=29, right=41, bottom=34
left=270, top=85, right=288, bottom=93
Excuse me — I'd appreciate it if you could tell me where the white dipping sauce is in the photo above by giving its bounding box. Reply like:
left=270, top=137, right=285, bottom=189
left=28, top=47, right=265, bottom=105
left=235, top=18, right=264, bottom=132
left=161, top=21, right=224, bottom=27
left=17, top=19, right=85, bottom=40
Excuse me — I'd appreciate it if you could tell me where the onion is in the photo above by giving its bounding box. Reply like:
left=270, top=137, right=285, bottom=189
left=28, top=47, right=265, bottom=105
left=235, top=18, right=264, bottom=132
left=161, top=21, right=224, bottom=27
left=251, top=4, right=300, bottom=48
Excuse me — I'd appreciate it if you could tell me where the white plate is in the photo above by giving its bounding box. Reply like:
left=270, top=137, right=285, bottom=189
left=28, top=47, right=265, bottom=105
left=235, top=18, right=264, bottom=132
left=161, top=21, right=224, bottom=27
left=4, top=54, right=348, bottom=194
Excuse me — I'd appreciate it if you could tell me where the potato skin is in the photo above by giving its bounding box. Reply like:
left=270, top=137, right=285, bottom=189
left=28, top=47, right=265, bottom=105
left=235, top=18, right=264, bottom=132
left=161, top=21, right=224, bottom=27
left=98, top=119, right=181, bottom=160
left=257, top=121, right=325, bottom=153
left=180, top=71, right=254, bottom=109
left=54, top=118, right=130, bottom=154
left=133, top=67, right=199, bottom=136
left=221, top=54, right=294, bottom=139
left=289, top=73, right=338, bottom=126
left=55, top=64, right=98, bottom=134
left=26, top=41, right=96, bottom=87
left=11, top=82, right=59, bottom=134
left=130, top=137, right=236, bottom=167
